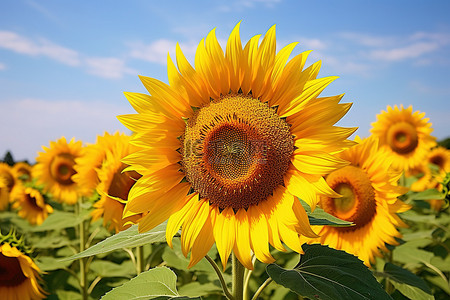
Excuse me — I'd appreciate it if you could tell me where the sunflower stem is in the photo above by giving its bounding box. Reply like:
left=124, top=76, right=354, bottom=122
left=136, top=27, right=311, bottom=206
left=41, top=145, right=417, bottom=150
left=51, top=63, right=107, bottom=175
left=205, top=255, right=233, bottom=300
left=232, top=253, right=245, bottom=300
left=251, top=277, right=272, bottom=300
left=78, top=199, right=88, bottom=300
left=136, top=245, right=145, bottom=274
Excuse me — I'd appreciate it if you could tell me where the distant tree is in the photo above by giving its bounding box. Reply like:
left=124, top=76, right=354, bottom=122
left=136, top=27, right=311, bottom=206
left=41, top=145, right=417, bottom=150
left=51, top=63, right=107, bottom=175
left=438, top=137, right=450, bottom=149
left=2, top=151, right=15, bottom=166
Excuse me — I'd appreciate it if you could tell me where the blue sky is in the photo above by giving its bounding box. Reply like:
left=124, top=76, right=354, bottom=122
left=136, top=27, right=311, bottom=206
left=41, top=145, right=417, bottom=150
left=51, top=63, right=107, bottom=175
left=1, top=0, right=450, bottom=162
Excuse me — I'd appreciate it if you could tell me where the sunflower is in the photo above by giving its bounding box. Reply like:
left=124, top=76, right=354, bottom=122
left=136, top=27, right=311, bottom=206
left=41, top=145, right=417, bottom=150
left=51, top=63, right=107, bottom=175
left=0, top=177, right=9, bottom=211
left=0, top=240, right=46, bottom=300
left=73, top=132, right=125, bottom=197
left=119, top=23, right=356, bottom=270
left=12, top=186, right=53, bottom=225
left=0, top=162, right=19, bottom=204
left=12, top=162, right=33, bottom=183
left=91, top=133, right=142, bottom=233
left=410, top=146, right=450, bottom=210
left=370, top=105, right=436, bottom=172
left=302, top=136, right=410, bottom=266
left=33, top=137, right=84, bottom=205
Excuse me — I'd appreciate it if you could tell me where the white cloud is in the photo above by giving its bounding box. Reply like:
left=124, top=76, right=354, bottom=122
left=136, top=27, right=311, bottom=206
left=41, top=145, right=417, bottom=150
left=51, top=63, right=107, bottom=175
left=0, top=62, right=6, bottom=70
left=128, top=39, right=198, bottom=65
left=370, top=42, right=440, bottom=62
left=0, top=30, right=80, bottom=66
left=85, top=57, right=137, bottom=79
left=340, top=31, right=450, bottom=63
left=0, top=98, right=134, bottom=162
left=0, top=30, right=138, bottom=79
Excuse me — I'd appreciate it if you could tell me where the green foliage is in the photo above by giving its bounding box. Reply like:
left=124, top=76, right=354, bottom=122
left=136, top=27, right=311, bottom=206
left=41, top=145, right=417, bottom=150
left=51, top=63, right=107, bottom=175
left=266, top=244, right=392, bottom=300
left=64, top=223, right=166, bottom=261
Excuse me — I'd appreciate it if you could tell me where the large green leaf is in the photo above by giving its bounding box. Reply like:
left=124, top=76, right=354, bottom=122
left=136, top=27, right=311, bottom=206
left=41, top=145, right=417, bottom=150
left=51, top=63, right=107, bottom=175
left=383, top=263, right=431, bottom=294
left=178, top=281, right=222, bottom=298
left=299, top=199, right=353, bottom=227
left=89, top=260, right=136, bottom=278
left=409, top=189, right=444, bottom=200
left=35, top=256, right=73, bottom=271
left=162, top=238, right=214, bottom=273
left=31, top=211, right=85, bottom=232
left=101, top=267, right=179, bottom=300
left=393, top=243, right=434, bottom=265
left=266, top=244, right=391, bottom=300
left=63, top=223, right=166, bottom=261
left=391, top=281, right=434, bottom=300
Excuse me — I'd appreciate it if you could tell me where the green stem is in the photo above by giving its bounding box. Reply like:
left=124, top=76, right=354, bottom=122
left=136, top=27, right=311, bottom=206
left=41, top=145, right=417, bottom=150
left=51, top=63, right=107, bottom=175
left=78, top=199, right=88, bottom=300
left=136, top=245, right=145, bottom=274
left=205, top=255, right=233, bottom=300
left=251, top=278, right=272, bottom=300
left=384, top=251, right=393, bottom=294
left=232, top=253, right=245, bottom=300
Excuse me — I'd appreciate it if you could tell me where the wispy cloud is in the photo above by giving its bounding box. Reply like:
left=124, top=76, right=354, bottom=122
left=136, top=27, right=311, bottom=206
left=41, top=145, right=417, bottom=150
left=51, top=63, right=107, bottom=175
left=85, top=57, right=137, bottom=79
left=340, top=31, right=450, bottom=63
left=128, top=39, right=198, bottom=64
left=0, top=62, right=6, bottom=70
left=217, top=0, right=281, bottom=12
left=0, top=30, right=80, bottom=66
left=0, top=98, right=134, bottom=161
left=0, top=30, right=137, bottom=79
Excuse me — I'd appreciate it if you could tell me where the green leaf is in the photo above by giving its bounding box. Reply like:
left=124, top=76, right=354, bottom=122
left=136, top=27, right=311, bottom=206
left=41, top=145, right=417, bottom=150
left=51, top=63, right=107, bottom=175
left=393, top=243, right=434, bottom=265
left=383, top=263, right=431, bottom=294
left=178, top=281, right=222, bottom=298
left=35, top=256, right=73, bottom=271
left=390, top=281, right=434, bottom=300
left=31, top=211, right=85, bottom=232
left=63, top=223, right=166, bottom=261
left=299, top=198, right=353, bottom=227
left=101, top=267, right=179, bottom=300
left=56, top=290, right=82, bottom=300
left=266, top=244, right=391, bottom=300
left=162, top=238, right=214, bottom=273
left=410, top=188, right=444, bottom=200
left=89, top=260, right=136, bottom=278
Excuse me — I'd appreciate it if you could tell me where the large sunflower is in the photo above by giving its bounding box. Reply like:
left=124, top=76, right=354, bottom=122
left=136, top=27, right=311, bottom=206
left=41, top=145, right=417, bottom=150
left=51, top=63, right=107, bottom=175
left=119, top=23, right=356, bottom=269
left=73, top=132, right=124, bottom=197
left=370, top=105, right=436, bottom=172
left=0, top=242, right=46, bottom=300
left=12, top=186, right=53, bottom=225
left=302, top=136, right=410, bottom=266
left=33, top=137, right=84, bottom=205
left=91, top=133, right=142, bottom=233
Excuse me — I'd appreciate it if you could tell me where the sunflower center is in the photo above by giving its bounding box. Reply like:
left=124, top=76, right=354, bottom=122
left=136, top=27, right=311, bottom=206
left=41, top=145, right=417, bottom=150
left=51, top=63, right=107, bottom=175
left=50, top=153, right=76, bottom=185
left=25, top=194, right=42, bottom=212
left=182, top=94, right=294, bottom=210
left=108, top=164, right=141, bottom=201
left=1, top=172, right=15, bottom=192
left=387, top=121, right=418, bottom=154
left=321, top=165, right=376, bottom=230
left=0, top=253, right=28, bottom=287
left=430, top=155, right=444, bottom=169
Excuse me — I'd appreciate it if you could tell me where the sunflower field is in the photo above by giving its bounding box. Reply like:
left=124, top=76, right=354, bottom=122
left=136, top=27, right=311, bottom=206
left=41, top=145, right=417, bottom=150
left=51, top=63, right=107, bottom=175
left=1, top=24, right=449, bottom=300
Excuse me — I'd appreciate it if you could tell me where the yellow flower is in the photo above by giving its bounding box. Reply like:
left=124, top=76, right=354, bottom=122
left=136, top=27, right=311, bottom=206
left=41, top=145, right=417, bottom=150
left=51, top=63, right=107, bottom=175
left=12, top=186, right=53, bottom=225
left=302, top=136, right=410, bottom=266
left=410, top=146, right=450, bottom=210
left=0, top=177, right=9, bottom=211
left=370, top=105, right=436, bottom=172
left=12, top=162, right=33, bottom=183
left=0, top=162, right=19, bottom=205
left=33, top=137, right=84, bottom=205
left=91, top=133, right=142, bottom=233
left=119, top=23, right=355, bottom=269
left=73, top=132, right=124, bottom=197
left=0, top=242, right=46, bottom=300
